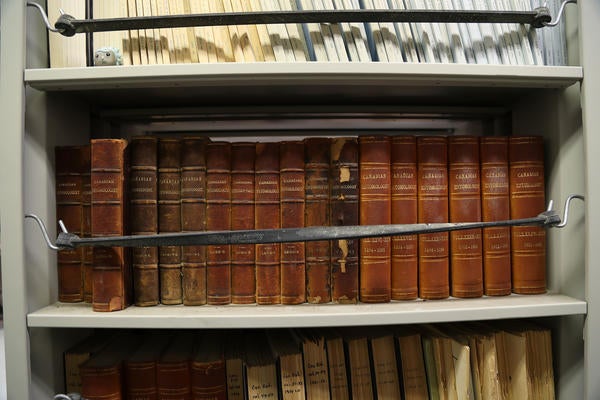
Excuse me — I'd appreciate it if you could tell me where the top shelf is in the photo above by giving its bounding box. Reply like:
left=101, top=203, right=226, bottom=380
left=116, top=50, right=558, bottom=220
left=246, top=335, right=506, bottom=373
left=24, top=63, right=583, bottom=108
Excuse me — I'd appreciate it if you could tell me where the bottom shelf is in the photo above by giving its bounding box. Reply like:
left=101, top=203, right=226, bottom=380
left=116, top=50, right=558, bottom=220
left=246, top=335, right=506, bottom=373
left=27, top=293, right=586, bottom=329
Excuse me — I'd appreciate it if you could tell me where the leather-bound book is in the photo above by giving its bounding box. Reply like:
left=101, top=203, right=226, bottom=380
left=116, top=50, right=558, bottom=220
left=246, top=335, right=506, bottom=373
left=181, top=137, right=208, bottom=305
left=129, top=136, right=159, bottom=307
left=157, top=332, right=194, bottom=400
left=82, top=147, right=93, bottom=303
left=448, top=136, right=483, bottom=298
left=480, top=136, right=511, bottom=296
left=255, top=142, right=281, bottom=305
left=330, top=137, right=359, bottom=304
left=91, top=139, right=132, bottom=312
left=191, top=332, right=227, bottom=400
left=359, top=135, right=392, bottom=303
left=509, top=136, right=546, bottom=294
left=280, top=141, right=306, bottom=305
left=417, top=136, right=449, bottom=300
left=158, top=138, right=183, bottom=305
left=390, top=136, right=418, bottom=300
left=55, top=145, right=86, bottom=302
left=230, top=142, right=256, bottom=304
left=64, top=331, right=114, bottom=394
left=125, top=333, right=171, bottom=400
left=206, top=142, right=232, bottom=305
left=304, top=137, right=331, bottom=304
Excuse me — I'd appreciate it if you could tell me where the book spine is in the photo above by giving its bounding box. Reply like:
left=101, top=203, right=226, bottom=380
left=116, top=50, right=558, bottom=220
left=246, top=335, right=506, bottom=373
left=80, top=365, right=124, bottom=400
left=129, top=137, right=159, bottom=307
left=158, top=138, right=183, bottom=305
left=330, top=137, right=359, bottom=304
left=255, top=142, right=281, bottom=305
left=417, top=136, right=449, bottom=300
left=509, top=135, right=546, bottom=294
left=448, top=136, right=483, bottom=298
left=157, top=362, right=192, bottom=400
left=55, top=145, right=86, bottom=302
left=191, top=360, right=227, bottom=400
left=91, top=139, right=131, bottom=312
left=125, top=361, right=158, bottom=400
left=181, top=137, right=208, bottom=306
left=82, top=147, right=93, bottom=303
left=301, top=336, right=331, bottom=399
left=480, top=136, right=511, bottom=296
left=230, top=142, right=256, bottom=304
left=390, top=136, right=418, bottom=300
left=359, top=135, right=392, bottom=303
left=206, top=142, right=232, bottom=305
left=304, top=138, right=331, bottom=303
left=280, top=141, right=306, bottom=305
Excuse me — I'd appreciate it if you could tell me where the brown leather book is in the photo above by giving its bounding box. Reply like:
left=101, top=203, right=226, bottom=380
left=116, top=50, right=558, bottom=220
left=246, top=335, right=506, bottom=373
left=91, top=139, right=132, bottom=312
left=191, top=332, right=227, bottom=400
left=330, top=137, right=359, bottom=304
left=448, top=136, right=483, bottom=298
left=181, top=137, right=208, bottom=306
left=125, top=333, right=171, bottom=400
left=417, top=136, right=449, bottom=300
left=359, top=135, right=392, bottom=303
left=82, top=147, right=93, bottom=303
left=255, top=142, right=281, bottom=305
left=64, top=331, right=114, bottom=394
left=390, top=136, right=418, bottom=300
left=158, top=138, right=183, bottom=305
left=129, top=136, right=159, bottom=307
left=509, top=136, right=546, bottom=294
left=230, top=142, right=256, bottom=304
left=55, top=145, right=87, bottom=302
left=480, top=136, right=511, bottom=296
left=280, top=141, right=306, bottom=305
left=206, top=142, right=232, bottom=305
left=157, top=333, right=194, bottom=400
left=304, top=137, right=331, bottom=304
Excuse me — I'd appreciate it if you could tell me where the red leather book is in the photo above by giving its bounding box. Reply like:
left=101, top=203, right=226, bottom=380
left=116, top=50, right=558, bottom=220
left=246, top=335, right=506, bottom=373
left=191, top=332, right=227, bottom=400
left=230, top=142, right=256, bottom=304
left=181, top=137, right=208, bottom=305
left=255, top=142, right=281, bottom=305
left=158, top=138, right=183, bottom=305
left=390, top=136, right=418, bottom=300
left=157, top=333, right=194, bottom=400
left=91, top=139, right=132, bottom=312
left=55, top=145, right=87, bottom=302
left=359, top=135, right=392, bottom=303
left=125, top=333, right=171, bottom=400
left=417, top=136, right=449, bottom=300
left=330, top=137, right=359, bottom=304
left=448, top=136, right=483, bottom=298
left=206, top=142, right=232, bottom=305
left=82, top=147, right=93, bottom=303
left=280, top=140, right=306, bottom=305
left=480, top=136, right=511, bottom=296
left=304, top=137, right=331, bottom=304
left=509, top=136, right=546, bottom=294
left=129, top=136, right=159, bottom=307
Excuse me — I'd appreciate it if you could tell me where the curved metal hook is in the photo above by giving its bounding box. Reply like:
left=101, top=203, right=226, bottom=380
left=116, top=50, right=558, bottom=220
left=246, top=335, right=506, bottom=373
left=24, top=214, right=61, bottom=250
left=543, top=0, right=577, bottom=27
left=26, top=1, right=64, bottom=33
left=554, top=193, right=584, bottom=228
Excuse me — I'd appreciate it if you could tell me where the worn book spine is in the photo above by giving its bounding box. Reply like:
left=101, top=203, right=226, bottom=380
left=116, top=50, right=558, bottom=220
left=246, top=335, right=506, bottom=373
left=304, top=138, right=331, bottom=304
left=55, top=145, right=86, bottom=302
left=390, top=136, right=418, bottom=300
left=359, top=135, right=392, bottom=303
left=449, top=136, right=483, bottom=298
left=480, top=136, right=511, bottom=296
left=343, top=330, right=375, bottom=399
left=330, top=137, right=359, bottom=304
left=91, top=139, right=132, bottom=312
left=205, top=142, right=232, bottom=305
left=158, top=138, right=183, bottom=305
left=129, top=137, right=159, bottom=307
left=181, top=137, right=208, bottom=305
left=80, top=363, right=124, bottom=400
left=255, top=142, right=281, bottom=305
left=417, top=136, right=449, bottom=300
left=157, top=334, right=194, bottom=400
left=280, top=141, right=306, bottom=305
left=509, top=135, right=546, bottom=294
left=191, top=357, right=227, bottom=399
left=82, top=146, right=93, bottom=303
left=125, top=334, right=171, bottom=400
left=230, top=142, right=256, bottom=304
left=370, top=332, right=402, bottom=400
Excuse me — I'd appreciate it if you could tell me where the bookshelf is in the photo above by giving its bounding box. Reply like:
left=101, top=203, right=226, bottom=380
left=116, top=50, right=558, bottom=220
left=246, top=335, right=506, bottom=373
left=0, top=1, right=597, bottom=399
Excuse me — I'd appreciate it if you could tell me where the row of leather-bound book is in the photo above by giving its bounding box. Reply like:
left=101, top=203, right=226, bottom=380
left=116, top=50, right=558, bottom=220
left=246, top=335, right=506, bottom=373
left=55, top=134, right=546, bottom=311
left=63, top=320, right=554, bottom=400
